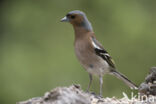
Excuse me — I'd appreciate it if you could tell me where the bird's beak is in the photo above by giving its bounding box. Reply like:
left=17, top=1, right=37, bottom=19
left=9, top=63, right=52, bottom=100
left=61, top=16, right=69, bottom=22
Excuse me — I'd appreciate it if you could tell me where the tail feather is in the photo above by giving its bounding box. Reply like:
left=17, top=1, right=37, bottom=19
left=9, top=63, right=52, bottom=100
left=111, top=71, right=138, bottom=90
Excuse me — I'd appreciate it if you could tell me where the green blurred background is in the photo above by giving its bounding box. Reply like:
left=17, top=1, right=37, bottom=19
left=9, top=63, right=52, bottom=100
left=0, top=0, right=156, bottom=103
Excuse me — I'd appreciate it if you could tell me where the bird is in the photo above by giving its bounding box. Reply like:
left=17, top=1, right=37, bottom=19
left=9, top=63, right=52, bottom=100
left=61, top=10, right=138, bottom=96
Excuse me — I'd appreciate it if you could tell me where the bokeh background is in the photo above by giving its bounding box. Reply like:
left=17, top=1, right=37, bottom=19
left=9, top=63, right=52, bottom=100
left=0, top=0, right=156, bottom=104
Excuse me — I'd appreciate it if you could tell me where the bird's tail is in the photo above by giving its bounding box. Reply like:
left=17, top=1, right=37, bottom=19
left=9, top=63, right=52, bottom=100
left=111, top=70, right=138, bottom=90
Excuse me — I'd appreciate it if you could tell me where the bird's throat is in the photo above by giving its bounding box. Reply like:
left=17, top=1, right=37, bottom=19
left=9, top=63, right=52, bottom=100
left=73, top=26, right=90, bottom=38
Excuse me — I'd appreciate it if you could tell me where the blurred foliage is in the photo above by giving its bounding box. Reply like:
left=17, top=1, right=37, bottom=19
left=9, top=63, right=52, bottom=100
left=0, top=0, right=156, bottom=104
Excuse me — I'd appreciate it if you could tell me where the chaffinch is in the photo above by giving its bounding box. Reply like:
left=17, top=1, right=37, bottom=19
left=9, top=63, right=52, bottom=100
left=61, top=10, right=138, bottom=96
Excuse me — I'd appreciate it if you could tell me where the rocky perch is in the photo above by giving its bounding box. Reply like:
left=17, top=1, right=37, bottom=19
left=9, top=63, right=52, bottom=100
left=17, top=67, right=156, bottom=104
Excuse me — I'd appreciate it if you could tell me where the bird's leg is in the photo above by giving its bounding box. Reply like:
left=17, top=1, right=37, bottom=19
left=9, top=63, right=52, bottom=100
left=99, top=76, right=103, bottom=97
left=86, top=74, right=92, bottom=92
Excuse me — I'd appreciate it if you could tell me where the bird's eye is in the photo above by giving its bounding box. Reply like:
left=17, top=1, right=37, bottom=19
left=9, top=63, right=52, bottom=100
left=71, top=15, right=76, bottom=19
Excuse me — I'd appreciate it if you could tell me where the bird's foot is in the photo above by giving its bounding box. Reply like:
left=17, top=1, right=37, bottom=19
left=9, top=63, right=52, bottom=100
left=85, top=90, right=96, bottom=95
left=85, top=90, right=103, bottom=100
left=95, top=94, right=103, bottom=99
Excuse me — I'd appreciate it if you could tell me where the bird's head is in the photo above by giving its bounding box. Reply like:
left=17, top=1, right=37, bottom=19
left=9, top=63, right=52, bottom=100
left=61, top=10, right=92, bottom=31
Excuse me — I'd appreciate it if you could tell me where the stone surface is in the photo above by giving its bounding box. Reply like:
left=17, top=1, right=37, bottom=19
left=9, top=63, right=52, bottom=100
left=17, top=85, right=156, bottom=104
left=139, top=67, right=156, bottom=96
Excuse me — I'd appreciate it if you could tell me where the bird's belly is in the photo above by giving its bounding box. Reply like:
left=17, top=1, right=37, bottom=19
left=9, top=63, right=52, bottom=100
left=75, top=48, right=110, bottom=76
left=85, top=58, right=110, bottom=76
